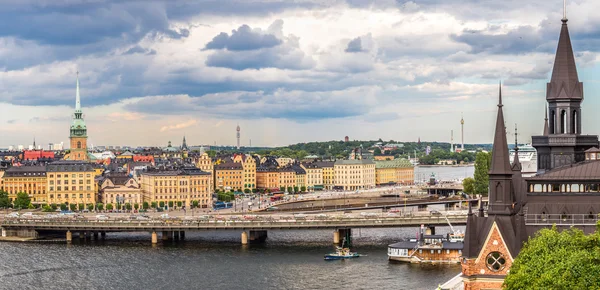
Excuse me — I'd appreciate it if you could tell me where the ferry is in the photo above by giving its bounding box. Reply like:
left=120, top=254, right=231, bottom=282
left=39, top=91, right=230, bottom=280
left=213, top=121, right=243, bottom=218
left=509, top=144, right=537, bottom=177
left=388, top=223, right=463, bottom=264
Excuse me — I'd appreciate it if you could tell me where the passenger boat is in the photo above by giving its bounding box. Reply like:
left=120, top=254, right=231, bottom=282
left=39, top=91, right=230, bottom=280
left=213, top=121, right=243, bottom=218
left=324, top=246, right=360, bottom=260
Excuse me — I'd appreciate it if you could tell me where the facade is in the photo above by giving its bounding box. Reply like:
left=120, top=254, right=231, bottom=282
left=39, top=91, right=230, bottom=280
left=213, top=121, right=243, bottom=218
left=100, top=174, right=144, bottom=208
left=46, top=161, right=96, bottom=206
left=233, top=154, right=256, bottom=191
left=140, top=168, right=212, bottom=208
left=278, top=167, right=295, bottom=191
left=3, top=166, right=47, bottom=205
left=291, top=164, right=306, bottom=189
left=67, top=73, right=89, bottom=161
left=214, top=162, right=243, bottom=191
left=256, top=166, right=279, bottom=192
left=316, top=161, right=335, bottom=190
left=375, top=159, right=414, bottom=185
left=334, top=159, right=376, bottom=191
left=301, top=162, right=323, bottom=191
left=196, top=153, right=213, bottom=192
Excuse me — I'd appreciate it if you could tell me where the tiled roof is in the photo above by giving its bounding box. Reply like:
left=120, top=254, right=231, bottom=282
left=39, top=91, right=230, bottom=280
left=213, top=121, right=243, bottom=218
left=375, top=159, right=413, bottom=169
left=527, top=160, right=600, bottom=181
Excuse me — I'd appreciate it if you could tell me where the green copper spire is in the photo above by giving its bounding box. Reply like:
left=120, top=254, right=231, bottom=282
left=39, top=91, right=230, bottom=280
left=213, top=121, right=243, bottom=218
left=70, top=71, right=87, bottom=137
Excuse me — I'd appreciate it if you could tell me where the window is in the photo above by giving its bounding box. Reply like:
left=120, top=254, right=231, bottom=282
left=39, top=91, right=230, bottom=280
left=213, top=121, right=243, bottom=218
left=77, top=141, right=81, bottom=149
left=486, top=252, right=506, bottom=272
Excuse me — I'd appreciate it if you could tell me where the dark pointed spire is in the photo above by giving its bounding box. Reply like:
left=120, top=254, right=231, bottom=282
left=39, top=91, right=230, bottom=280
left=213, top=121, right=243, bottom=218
left=512, top=124, right=522, bottom=171
left=543, top=106, right=549, bottom=135
left=547, top=7, right=582, bottom=100
left=490, top=82, right=512, bottom=174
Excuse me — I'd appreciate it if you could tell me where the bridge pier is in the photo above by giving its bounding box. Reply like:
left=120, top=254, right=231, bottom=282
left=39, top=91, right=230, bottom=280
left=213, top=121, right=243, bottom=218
left=425, top=226, right=435, bottom=236
left=151, top=231, right=158, bottom=244
left=249, top=230, right=267, bottom=244
left=93, top=232, right=99, bottom=240
left=66, top=230, right=72, bottom=243
left=334, top=229, right=352, bottom=246
left=180, top=231, right=185, bottom=240
left=79, top=231, right=85, bottom=240
left=241, top=231, right=248, bottom=245
left=162, top=231, right=171, bottom=241
left=101, top=232, right=106, bottom=239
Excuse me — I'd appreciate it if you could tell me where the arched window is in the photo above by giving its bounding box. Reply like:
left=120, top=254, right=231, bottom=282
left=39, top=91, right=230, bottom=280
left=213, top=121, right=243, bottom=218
left=561, top=110, right=567, bottom=134
left=572, top=110, right=578, bottom=134
left=550, top=110, right=556, bottom=134
left=77, top=141, right=82, bottom=149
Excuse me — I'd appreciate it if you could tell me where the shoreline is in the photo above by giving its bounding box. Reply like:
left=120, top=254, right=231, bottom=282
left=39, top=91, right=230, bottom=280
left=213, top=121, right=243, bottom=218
left=417, top=164, right=474, bottom=167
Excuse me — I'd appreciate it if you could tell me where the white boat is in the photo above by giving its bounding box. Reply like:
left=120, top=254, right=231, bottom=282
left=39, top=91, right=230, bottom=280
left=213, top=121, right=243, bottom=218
left=510, top=144, right=537, bottom=177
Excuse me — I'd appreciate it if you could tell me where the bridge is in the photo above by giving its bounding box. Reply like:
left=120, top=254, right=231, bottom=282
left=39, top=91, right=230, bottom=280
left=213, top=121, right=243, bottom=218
left=1, top=214, right=468, bottom=245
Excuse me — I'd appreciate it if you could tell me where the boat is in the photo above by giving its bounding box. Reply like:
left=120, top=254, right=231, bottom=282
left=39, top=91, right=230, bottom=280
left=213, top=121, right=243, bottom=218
left=509, top=144, right=537, bottom=177
left=388, top=215, right=464, bottom=264
left=324, top=238, right=361, bottom=260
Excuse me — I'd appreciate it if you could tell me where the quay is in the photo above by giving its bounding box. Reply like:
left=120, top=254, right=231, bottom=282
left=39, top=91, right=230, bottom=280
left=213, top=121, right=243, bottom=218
left=1, top=214, right=468, bottom=245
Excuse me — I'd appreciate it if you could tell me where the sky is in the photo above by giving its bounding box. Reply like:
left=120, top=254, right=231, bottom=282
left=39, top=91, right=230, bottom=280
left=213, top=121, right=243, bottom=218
left=2, top=0, right=600, bottom=148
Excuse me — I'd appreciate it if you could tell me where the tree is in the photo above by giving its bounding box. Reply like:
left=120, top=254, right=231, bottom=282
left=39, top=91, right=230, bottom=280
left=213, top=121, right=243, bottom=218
left=78, top=203, right=85, bottom=211
left=87, top=204, right=94, bottom=211
left=134, top=203, right=139, bottom=210
left=287, top=187, right=293, bottom=193
left=0, top=190, right=10, bottom=208
left=125, top=203, right=132, bottom=211
left=244, top=188, right=251, bottom=194
left=177, top=201, right=182, bottom=208
left=504, top=226, right=600, bottom=289
left=159, top=201, right=165, bottom=208
left=474, top=151, right=492, bottom=196
left=192, top=200, right=199, bottom=208
left=252, top=188, right=258, bottom=193
left=106, top=203, right=113, bottom=211
left=462, top=177, right=475, bottom=195
left=206, top=150, right=217, bottom=158
left=143, top=202, right=149, bottom=210
left=42, top=205, right=53, bottom=212
left=50, top=203, right=58, bottom=211
left=70, top=204, right=77, bottom=211
left=97, top=203, right=104, bottom=211
left=301, top=186, right=306, bottom=192
left=168, top=201, right=174, bottom=208
left=373, top=148, right=382, bottom=156
left=151, top=201, right=158, bottom=209
left=60, top=203, right=68, bottom=211
left=293, top=186, right=299, bottom=193
left=13, top=192, right=31, bottom=209
left=280, top=187, right=285, bottom=192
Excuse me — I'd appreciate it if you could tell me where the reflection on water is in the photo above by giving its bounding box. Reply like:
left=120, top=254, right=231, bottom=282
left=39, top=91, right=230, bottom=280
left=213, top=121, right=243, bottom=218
left=0, top=228, right=462, bottom=290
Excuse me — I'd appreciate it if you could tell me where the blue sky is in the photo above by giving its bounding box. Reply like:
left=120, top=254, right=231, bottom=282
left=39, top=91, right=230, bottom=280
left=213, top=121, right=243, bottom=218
left=2, top=0, right=600, bottom=148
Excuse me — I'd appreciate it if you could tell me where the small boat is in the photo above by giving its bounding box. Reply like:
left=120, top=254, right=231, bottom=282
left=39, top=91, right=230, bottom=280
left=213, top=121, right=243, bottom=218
left=324, top=246, right=360, bottom=260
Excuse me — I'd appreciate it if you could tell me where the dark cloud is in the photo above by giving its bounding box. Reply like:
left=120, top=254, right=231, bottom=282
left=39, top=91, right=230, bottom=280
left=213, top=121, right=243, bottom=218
left=345, top=37, right=365, bottom=53
left=451, top=26, right=548, bottom=55
left=123, top=45, right=157, bottom=55
left=205, top=25, right=282, bottom=51
left=205, top=47, right=313, bottom=70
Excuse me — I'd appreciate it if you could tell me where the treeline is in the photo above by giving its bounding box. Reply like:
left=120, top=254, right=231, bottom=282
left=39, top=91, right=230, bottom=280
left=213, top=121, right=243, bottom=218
left=418, top=149, right=477, bottom=165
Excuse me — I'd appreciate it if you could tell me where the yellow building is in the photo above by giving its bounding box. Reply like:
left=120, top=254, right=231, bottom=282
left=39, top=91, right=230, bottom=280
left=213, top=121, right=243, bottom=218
left=334, top=160, right=376, bottom=191
left=315, top=161, right=335, bottom=190
left=47, top=161, right=96, bottom=206
left=100, top=174, right=145, bottom=209
left=278, top=167, right=295, bottom=191
left=196, top=153, right=214, bottom=192
left=233, top=154, right=256, bottom=191
left=375, top=159, right=414, bottom=185
left=140, top=168, right=212, bottom=208
left=301, top=162, right=323, bottom=191
left=214, top=162, right=243, bottom=191
left=292, top=165, right=306, bottom=190
left=117, top=151, right=135, bottom=160
left=3, top=166, right=47, bottom=205
left=256, top=167, right=279, bottom=192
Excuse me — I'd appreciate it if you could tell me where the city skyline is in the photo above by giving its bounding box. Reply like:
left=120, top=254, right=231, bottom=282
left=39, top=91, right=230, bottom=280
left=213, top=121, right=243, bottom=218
left=3, top=1, right=600, bottom=147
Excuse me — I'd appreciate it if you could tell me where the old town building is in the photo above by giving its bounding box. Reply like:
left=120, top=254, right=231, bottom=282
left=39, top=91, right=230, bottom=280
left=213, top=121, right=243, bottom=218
left=214, top=162, right=243, bottom=191
left=375, top=159, right=414, bottom=185
left=334, top=159, right=376, bottom=191
left=233, top=154, right=256, bottom=191
left=256, top=166, right=279, bottom=192
left=3, top=166, right=47, bottom=205
left=140, top=168, right=212, bottom=208
left=278, top=167, right=295, bottom=191
left=301, top=162, right=323, bottom=191
left=100, top=174, right=145, bottom=209
left=46, top=161, right=96, bottom=206
left=315, top=161, right=335, bottom=190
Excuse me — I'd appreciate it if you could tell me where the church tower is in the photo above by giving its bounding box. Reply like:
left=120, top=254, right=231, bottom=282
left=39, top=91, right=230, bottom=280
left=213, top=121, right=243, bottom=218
left=461, top=84, right=527, bottom=290
left=68, top=72, right=89, bottom=161
left=532, top=8, right=598, bottom=171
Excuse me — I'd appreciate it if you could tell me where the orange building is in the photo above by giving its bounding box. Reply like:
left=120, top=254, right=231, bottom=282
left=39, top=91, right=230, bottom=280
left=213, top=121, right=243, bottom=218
left=256, top=167, right=279, bottom=192
left=214, top=162, right=243, bottom=192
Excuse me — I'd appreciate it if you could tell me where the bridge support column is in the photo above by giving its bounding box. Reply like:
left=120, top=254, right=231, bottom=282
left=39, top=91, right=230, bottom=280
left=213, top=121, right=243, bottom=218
left=101, top=232, right=106, bottom=239
left=425, top=226, right=435, bottom=236
left=180, top=231, right=185, bottom=240
left=79, top=231, right=85, bottom=239
left=151, top=231, right=158, bottom=244
left=249, top=230, right=267, bottom=244
left=93, top=232, right=99, bottom=240
left=333, top=230, right=340, bottom=244
left=66, top=231, right=72, bottom=243
left=162, top=231, right=170, bottom=241
left=336, top=229, right=352, bottom=247
left=85, top=231, right=92, bottom=240
left=241, top=231, right=248, bottom=245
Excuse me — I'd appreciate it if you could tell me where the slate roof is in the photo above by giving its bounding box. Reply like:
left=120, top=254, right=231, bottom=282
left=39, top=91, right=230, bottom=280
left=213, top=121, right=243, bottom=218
left=214, top=162, right=243, bottom=170
left=47, top=161, right=95, bottom=172
left=547, top=18, right=582, bottom=100
left=527, top=160, right=600, bottom=181
left=5, top=166, right=46, bottom=177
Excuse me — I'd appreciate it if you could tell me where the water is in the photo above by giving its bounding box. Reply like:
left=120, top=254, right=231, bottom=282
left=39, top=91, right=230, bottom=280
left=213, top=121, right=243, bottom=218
left=414, top=166, right=474, bottom=182
left=0, top=228, right=462, bottom=290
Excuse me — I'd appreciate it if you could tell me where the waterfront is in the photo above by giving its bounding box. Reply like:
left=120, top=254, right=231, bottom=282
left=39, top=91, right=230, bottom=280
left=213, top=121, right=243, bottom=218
left=0, top=228, right=461, bottom=290
left=414, top=166, right=474, bottom=183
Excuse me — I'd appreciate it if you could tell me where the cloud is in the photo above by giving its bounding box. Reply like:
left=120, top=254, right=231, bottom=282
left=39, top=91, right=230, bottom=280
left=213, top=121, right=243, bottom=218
left=345, top=37, right=365, bottom=53
left=123, top=45, right=157, bottom=55
left=160, top=119, right=198, bottom=132
left=204, top=24, right=282, bottom=51
left=6, top=120, right=16, bottom=124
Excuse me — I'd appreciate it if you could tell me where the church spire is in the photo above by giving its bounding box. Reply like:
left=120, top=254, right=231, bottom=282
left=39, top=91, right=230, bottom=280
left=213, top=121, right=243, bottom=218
left=76, top=71, right=81, bottom=111
left=547, top=3, right=582, bottom=100
left=512, top=123, right=522, bottom=171
left=490, top=82, right=512, bottom=175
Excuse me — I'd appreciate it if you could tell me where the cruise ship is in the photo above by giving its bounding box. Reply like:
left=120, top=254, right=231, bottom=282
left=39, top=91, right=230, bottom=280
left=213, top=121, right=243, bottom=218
left=509, top=144, right=537, bottom=177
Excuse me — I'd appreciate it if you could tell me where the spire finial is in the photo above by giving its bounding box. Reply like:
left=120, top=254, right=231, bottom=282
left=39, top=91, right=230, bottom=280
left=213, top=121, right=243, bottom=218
left=514, top=123, right=518, bottom=149
left=75, top=71, right=81, bottom=111
left=562, top=0, right=568, bottom=22
left=498, top=81, right=503, bottom=107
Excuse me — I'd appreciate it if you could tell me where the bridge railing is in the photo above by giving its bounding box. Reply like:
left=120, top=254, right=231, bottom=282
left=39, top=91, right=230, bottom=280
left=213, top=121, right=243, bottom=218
left=0, top=215, right=469, bottom=229
left=525, top=214, right=600, bottom=226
